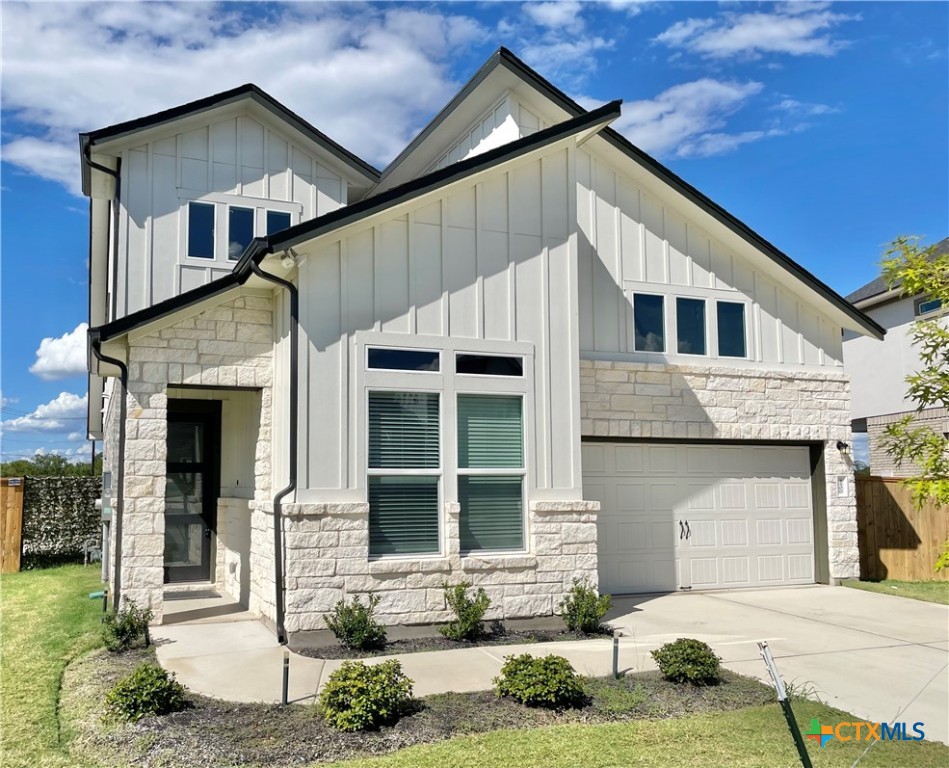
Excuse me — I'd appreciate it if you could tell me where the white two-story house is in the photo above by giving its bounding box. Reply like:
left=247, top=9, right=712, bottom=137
left=84, top=48, right=883, bottom=640
left=843, top=236, right=948, bottom=475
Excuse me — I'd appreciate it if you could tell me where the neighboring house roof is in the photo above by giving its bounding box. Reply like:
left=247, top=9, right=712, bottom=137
left=845, top=236, right=949, bottom=307
left=79, top=83, right=381, bottom=196
left=90, top=100, right=622, bottom=345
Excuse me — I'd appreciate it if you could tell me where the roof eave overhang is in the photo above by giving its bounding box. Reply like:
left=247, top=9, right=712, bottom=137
left=87, top=101, right=622, bottom=347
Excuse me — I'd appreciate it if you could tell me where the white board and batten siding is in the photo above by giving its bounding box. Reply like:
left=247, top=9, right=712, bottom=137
left=583, top=442, right=816, bottom=594
left=429, top=95, right=550, bottom=173
left=575, top=148, right=844, bottom=369
left=295, top=148, right=582, bottom=502
left=117, top=114, right=346, bottom=318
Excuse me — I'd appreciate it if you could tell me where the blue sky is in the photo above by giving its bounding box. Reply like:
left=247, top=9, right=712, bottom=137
left=1, top=1, right=947, bottom=462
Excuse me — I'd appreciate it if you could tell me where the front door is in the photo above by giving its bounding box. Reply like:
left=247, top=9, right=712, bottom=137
left=164, top=400, right=221, bottom=583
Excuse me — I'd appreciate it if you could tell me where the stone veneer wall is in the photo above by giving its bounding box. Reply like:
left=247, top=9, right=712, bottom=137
left=280, top=499, right=599, bottom=632
left=578, top=359, right=858, bottom=580
left=115, top=294, right=274, bottom=622
left=867, top=407, right=949, bottom=478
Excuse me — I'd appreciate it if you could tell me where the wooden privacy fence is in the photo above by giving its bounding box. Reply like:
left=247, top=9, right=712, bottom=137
left=1, top=478, right=24, bottom=573
left=856, top=476, right=949, bottom=582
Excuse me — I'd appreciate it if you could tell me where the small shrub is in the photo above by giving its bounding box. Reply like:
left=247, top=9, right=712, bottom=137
left=439, top=581, right=491, bottom=641
left=494, top=653, right=586, bottom=709
left=325, top=595, right=387, bottom=650
left=651, top=638, right=722, bottom=685
left=103, top=663, right=188, bottom=722
left=560, top=577, right=611, bottom=634
left=102, top=600, right=153, bottom=652
left=318, top=660, right=414, bottom=732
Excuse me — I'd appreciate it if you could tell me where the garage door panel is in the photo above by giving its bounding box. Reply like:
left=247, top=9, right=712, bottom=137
left=587, top=442, right=816, bottom=594
left=719, top=483, right=747, bottom=510
left=721, top=557, right=751, bottom=584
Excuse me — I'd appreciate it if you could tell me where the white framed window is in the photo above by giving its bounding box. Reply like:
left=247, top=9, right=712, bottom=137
left=914, top=296, right=944, bottom=317
left=180, top=191, right=302, bottom=263
left=676, top=297, right=707, bottom=356
left=359, top=333, right=532, bottom=559
left=366, top=390, right=442, bottom=557
left=457, top=394, right=525, bottom=553
left=632, top=292, right=665, bottom=353
left=716, top=300, right=748, bottom=358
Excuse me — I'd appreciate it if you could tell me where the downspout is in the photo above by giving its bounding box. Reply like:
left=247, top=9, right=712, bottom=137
left=249, top=258, right=296, bottom=645
left=91, top=338, right=128, bottom=612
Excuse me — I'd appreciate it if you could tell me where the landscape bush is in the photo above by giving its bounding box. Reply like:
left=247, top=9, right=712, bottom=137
left=102, top=600, right=152, bottom=652
left=318, top=660, right=414, bottom=732
left=560, top=577, right=611, bottom=634
left=651, top=638, right=722, bottom=685
left=494, top=653, right=586, bottom=709
left=325, top=594, right=387, bottom=650
left=439, top=581, right=491, bottom=641
left=103, top=663, right=188, bottom=722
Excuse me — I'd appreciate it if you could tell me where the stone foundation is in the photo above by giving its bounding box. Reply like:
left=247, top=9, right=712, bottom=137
left=280, top=499, right=599, bottom=632
left=579, top=359, right=858, bottom=579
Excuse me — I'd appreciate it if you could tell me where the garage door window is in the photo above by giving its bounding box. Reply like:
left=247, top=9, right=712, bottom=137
left=457, top=394, right=524, bottom=553
left=367, top=391, right=440, bottom=556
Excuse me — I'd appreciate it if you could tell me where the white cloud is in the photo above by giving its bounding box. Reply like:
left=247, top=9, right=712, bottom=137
left=615, top=79, right=764, bottom=157
left=29, top=322, right=88, bottom=381
left=599, top=0, right=653, bottom=17
left=0, top=3, right=486, bottom=195
left=678, top=128, right=788, bottom=158
left=772, top=98, right=839, bottom=116
left=0, top=393, right=18, bottom=409
left=654, top=3, right=858, bottom=60
left=2, top=392, right=87, bottom=433
left=523, top=2, right=585, bottom=32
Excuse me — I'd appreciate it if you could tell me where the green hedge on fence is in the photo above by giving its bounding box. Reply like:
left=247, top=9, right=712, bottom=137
left=21, top=477, right=102, bottom=569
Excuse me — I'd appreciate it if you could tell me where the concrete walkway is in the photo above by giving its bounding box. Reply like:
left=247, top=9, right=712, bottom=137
left=152, top=584, right=949, bottom=744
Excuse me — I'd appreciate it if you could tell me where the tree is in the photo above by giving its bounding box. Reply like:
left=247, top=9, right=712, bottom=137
left=0, top=452, right=102, bottom=478
left=880, top=235, right=949, bottom=570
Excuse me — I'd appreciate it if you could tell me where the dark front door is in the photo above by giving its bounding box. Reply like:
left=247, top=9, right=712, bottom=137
left=164, top=400, right=221, bottom=583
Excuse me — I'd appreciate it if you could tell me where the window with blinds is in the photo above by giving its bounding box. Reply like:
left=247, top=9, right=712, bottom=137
left=368, top=392, right=440, bottom=556
left=457, top=394, right=524, bottom=552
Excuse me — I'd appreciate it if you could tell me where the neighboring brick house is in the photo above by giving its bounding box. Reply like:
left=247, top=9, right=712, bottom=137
left=84, top=48, right=883, bottom=640
left=842, top=237, right=949, bottom=476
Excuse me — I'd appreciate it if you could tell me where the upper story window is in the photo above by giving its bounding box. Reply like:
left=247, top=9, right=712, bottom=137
left=368, top=347, right=440, bottom=372
left=187, top=202, right=215, bottom=259
left=630, top=290, right=749, bottom=360
left=717, top=301, right=747, bottom=358
left=182, top=193, right=301, bottom=263
left=633, top=293, right=665, bottom=352
left=915, top=297, right=944, bottom=317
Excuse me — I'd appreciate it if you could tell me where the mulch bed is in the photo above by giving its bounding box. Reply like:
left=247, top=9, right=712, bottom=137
left=62, top=647, right=775, bottom=768
left=294, top=626, right=613, bottom=660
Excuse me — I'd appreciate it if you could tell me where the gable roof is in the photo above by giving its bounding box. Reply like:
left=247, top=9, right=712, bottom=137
left=80, top=83, right=380, bottom=196
left=90, top=100, right=622, bottom=344
left=376, top=47, right=884, bottom=340
left=846, top=236, right=949, bottom=306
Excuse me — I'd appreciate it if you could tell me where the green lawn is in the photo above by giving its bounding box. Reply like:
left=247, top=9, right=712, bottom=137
left=841, top=579, right=949, bottom=605
left=0, top=565, right=105, bottom=768
left=325, top=703, right=949, bottom=768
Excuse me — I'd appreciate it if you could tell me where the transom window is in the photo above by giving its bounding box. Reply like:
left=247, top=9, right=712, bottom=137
left=368, top=348, right=440, bottom=372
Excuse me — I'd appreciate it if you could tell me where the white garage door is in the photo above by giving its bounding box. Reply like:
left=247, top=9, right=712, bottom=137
left=582, top=442, right=816, bottom=594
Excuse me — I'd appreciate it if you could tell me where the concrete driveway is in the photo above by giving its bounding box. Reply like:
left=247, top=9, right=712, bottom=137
left=607, top=585, right=949, bottom=744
